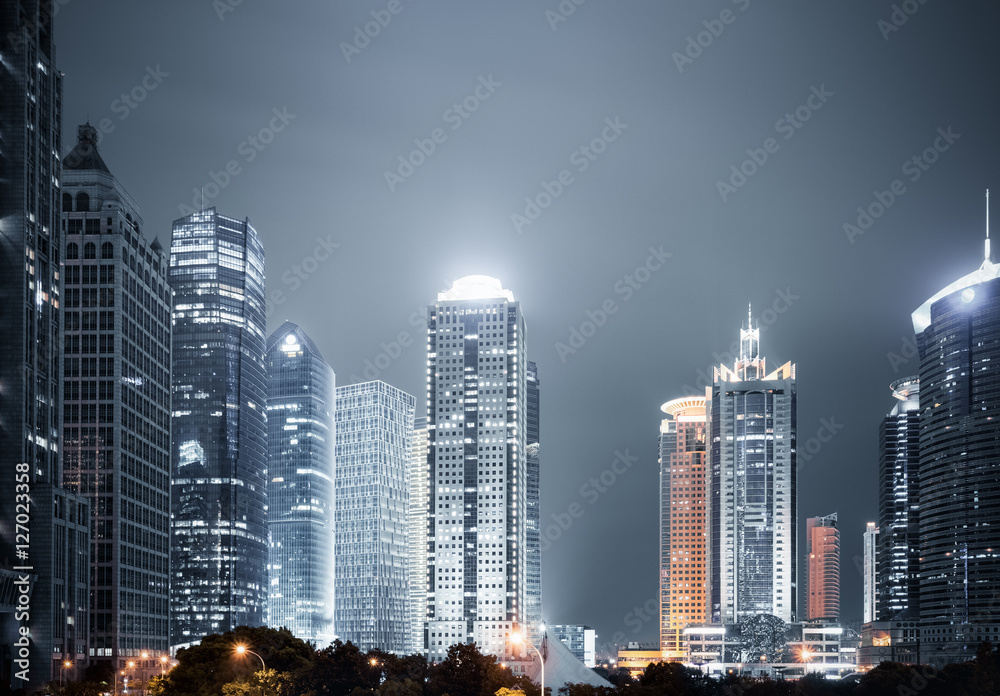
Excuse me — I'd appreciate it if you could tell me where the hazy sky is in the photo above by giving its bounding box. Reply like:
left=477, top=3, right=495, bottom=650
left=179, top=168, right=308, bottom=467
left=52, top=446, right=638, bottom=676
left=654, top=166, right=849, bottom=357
left=56, top=1, right=1000, bottom=649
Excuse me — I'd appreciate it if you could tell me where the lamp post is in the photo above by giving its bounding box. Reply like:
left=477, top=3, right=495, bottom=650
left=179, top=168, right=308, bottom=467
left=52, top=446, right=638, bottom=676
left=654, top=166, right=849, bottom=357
left=61, top=659, right=71, bottom=688
left=511, top=627, right=544, bottom=696
left=234, top=645, right=267, bottom=672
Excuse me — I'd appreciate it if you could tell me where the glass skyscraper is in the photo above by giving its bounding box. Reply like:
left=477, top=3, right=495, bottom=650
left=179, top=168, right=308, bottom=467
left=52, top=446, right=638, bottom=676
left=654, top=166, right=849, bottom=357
left=266, top=322, right=335, bottom=645
left=876, top=377, right=920, bottom=621
left=334, top=381, right=414, bottom=652
left=863, top=522, right=879, bottom=624
left=409, top=417, right=429, bottom=654
left=707, top=315, right=797, bottom=624
left=912, top=249, right=1000, bottom=658
left=169, top=208, right=267, bottom=647
left=61, top=125, right=172, bottom=672
left=525, top=361, right=542, bottom=644
left=1, top=4, right=89, bottom=689
left=425, top=276, right=528, bottom=662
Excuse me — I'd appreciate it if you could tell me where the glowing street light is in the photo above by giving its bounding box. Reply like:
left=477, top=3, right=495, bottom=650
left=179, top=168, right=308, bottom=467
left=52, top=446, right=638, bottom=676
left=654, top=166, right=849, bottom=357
left=61, top=660, right=72, bottom=687
left=510, top=628, right=544, bottom=696
left=234, top=645, right=267, bottom=672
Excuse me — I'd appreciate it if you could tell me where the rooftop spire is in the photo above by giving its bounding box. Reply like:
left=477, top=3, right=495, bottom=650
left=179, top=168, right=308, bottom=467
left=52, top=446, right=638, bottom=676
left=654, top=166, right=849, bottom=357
left=986, top=189, right=991, bottom=264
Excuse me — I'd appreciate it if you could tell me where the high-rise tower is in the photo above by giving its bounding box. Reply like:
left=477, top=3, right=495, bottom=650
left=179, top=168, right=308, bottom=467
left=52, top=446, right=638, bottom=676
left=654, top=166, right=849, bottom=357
left=334, top=381, right=414, bottom=652
left=863, top=522, right=879, bottom=624
left=877, top=377, right=920, bottom=621
left=425, top=276, right=528, bottom=661
left=409, top=417, right=429, bottom=654
left=266, top=322, right=335, bottom=645
left=707, top=312, right=797, bottom=624
left=61, top=125, right=172, bottom=673
left=525, top=361, right=542, bottom=644
left=1, top=4, right=90, bottom=689
left=806, top=513, right=840, bottom=622
left=912, top=231, right=1000, bottom=659
left=169, top=208, right=267, bottom=647
left=658, top=396, right=707, bottom=656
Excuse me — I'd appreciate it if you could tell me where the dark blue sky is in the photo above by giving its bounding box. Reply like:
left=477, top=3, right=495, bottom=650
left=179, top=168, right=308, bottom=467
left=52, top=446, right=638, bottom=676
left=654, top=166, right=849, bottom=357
left=56, top=1, right=1000, bottom=648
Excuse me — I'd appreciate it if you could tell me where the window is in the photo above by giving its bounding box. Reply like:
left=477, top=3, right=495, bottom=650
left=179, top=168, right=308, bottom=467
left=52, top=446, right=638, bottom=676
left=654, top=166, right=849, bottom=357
left=62, top=193, right=72, bottom=212
left=66, top=243, right=79, bottom=260
left=84, top=243, right=96, bottom=259
left=75, top=192, right=90, bottom=212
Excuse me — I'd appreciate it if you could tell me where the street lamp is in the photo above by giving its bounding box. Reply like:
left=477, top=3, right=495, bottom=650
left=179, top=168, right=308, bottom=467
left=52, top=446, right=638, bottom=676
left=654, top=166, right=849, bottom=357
left=799, top=647, right=813, bottom=673
left=159, top=656, right=168, bottom=676
left=234, top=645, right=267, bottom=672
left=61, top=660, right=72, bottom=688
left=510, top=629, right=544, bottom=696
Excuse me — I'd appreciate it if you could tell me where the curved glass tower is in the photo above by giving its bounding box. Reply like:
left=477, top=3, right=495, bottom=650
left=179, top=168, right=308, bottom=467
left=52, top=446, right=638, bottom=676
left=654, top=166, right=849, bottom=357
left=169, top=208, right=267, bottom=647
left=912, top=251, right=1000, bottom=658
left=266, top=322, right=335, bottom=645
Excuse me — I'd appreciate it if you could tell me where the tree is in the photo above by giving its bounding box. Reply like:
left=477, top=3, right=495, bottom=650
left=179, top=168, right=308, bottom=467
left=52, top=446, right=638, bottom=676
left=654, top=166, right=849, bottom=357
left=157, top=626, right=313, bottom=696
left=427, top=643, right=520, bottom=696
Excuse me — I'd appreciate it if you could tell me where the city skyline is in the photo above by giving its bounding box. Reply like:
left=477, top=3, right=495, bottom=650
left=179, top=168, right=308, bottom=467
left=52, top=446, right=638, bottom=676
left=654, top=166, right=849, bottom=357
left=46, top=0, right=1000, bottom=647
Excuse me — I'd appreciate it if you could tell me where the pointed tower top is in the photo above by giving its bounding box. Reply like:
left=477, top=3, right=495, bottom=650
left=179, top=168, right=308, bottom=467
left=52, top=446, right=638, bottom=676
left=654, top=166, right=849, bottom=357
left=986, top=189, right=991, bottom=265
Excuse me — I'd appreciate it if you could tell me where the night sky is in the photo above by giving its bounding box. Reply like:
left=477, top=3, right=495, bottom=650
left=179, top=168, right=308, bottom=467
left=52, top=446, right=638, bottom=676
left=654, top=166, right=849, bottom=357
left=55, top=1, right=1000, bottom=650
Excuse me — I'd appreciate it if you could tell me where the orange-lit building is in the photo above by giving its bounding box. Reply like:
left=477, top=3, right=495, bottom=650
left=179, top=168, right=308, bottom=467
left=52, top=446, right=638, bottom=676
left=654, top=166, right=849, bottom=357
left=806, top=514, right=840, bottom=621
left=658, top=397, right=708, bottom=658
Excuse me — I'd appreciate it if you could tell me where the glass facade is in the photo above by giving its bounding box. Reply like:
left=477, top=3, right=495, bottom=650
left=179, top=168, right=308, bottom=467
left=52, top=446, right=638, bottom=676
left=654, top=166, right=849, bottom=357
left=863, top=522, right=878, bottom=624
left=876, top=377, right=920, bottom=621
left=168, top=208, right=268, bottom=647
left=708, top=318, right=796, bottom=624
left=525, top=361, right=541, bottom=644
left=913, top=267, right=1000, bottom=656
left=408, top=417, right=429, bottom=654
left=334, top=381, right=414, bottom=652
left=659, top=397, right=707, bottom=655
left=425, top=276, right=528, bottom=662
left=61, top=125, right=172, bottom=670
left=266, top=322, right=335, bottom=645
left=0, top=3, right=90, bottom=688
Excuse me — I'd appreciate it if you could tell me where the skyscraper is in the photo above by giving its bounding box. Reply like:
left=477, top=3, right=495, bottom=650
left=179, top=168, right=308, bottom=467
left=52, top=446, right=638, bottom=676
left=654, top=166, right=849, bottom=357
left=806, top=513, right=840, bottom=622
left=1, top=4, right=89, bottom=689
left=266, top=322, right=335, bottom=645
left=334, top=381, right=414, bottom=652
left=525, top=361, right=542, bottom=644
left=707, top=313, right=797, bottom=624
left=61, top=125, right=172, bottom=672
left=863, top=522, right=879, bottom=624
left=658, top=396, right=707, bottom=656
left=409, top=417, right=429, bottom=655
left=169, top=208, right=267, bottom=647
left=425, top=276, right=528, bottom=662
left=876, top=377, right=920, bottom=621
left=912, top=240, right=1000, bottom=658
